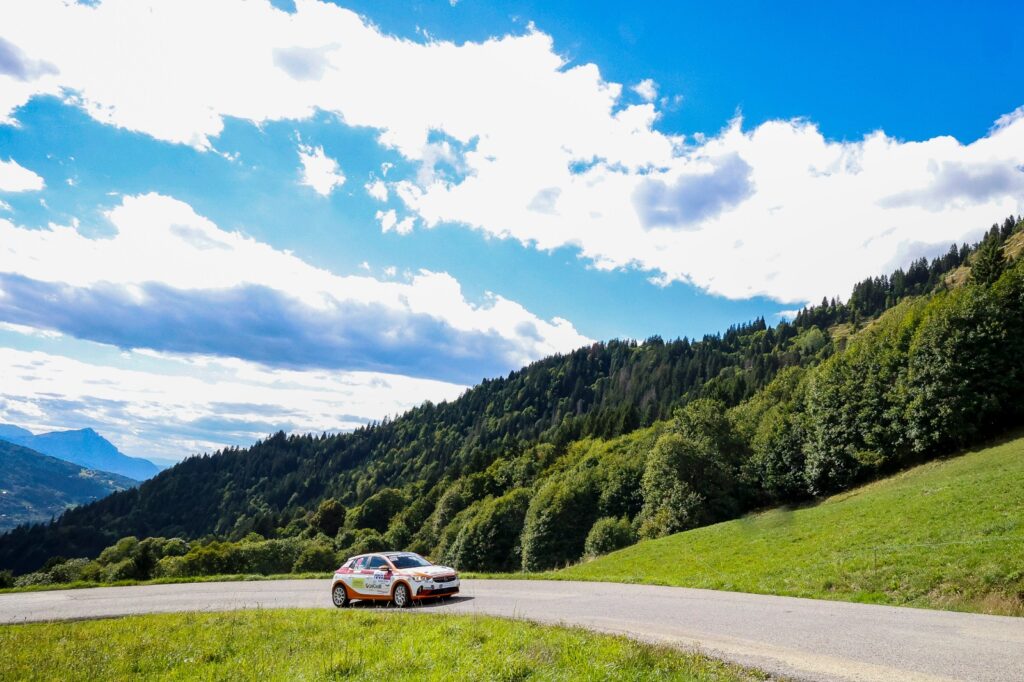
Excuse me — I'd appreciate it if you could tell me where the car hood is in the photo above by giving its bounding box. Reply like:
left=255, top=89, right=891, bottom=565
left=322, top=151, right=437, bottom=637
left=395, top=564, right=457, bottom=578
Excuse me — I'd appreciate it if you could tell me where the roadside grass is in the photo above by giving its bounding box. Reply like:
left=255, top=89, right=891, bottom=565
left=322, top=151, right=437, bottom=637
left=542, top=434, right=1024, bottom=615
left=0, top=609, right=767, bottom=681
left=0, top=572, right=328, bottom=595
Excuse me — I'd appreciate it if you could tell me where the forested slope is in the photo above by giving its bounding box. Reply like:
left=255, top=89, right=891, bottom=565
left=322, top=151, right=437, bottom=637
left=1, top=216, right=1020, bottom=579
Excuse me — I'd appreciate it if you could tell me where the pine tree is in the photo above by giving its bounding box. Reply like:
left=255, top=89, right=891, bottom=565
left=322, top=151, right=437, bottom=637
left=971, top=235, right=1005, bottom=286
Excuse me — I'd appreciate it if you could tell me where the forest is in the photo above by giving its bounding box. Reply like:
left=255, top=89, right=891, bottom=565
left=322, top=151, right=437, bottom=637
left=1, top=215, right=1021, bottom=584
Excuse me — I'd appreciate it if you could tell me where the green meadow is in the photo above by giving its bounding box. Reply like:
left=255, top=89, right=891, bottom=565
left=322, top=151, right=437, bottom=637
left=552, top=434, right=1024, bottom=615
left=0, top=609, right=765, bottom=681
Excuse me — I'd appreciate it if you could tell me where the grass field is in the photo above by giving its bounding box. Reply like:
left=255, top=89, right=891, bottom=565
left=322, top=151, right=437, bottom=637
left=551, top=434, right=1024, bottom=615
left=0, top=572, right=327, bottom=595
left=0, top=609, right=765, bottom=681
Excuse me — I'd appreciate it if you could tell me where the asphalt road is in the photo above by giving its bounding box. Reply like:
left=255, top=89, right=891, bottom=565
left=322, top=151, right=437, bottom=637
left=2, top=579, right=1022, bottom=681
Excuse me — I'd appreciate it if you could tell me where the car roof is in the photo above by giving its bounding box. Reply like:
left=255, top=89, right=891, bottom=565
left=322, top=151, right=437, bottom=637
left=348, top=551, right=421, bottom=560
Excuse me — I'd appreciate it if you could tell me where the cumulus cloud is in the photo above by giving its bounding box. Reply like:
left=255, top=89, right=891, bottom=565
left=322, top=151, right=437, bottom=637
left=297, top=143, right=346, bottom=195
left=0, top=193, right=590, bottom=383
left=365, top=179, right=388, bottom=202
left=0, top=345, right=467, bottom=460
left=2, top=0, right=1023, bottom=302
left=0, top=158, right=44, bottom=192
left=631, top=78, right=658, bottom=102
left=376, top=208, right=415, bottom=235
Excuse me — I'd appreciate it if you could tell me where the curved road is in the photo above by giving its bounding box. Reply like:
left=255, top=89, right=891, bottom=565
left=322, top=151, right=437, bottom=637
left=2, top=579, right=1022, bottom=681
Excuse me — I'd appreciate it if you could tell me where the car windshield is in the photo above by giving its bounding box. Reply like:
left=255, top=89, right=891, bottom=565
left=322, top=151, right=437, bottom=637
left=388, top=554, right=431, bottom=569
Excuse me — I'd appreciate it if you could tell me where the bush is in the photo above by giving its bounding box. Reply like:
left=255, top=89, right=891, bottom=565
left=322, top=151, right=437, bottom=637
left=153, top=556, right=186, bottom=578
left=292, top=543, right=337, bottom=573
left=102, top=558, right=138, bottom=582
left=0, top=570, right=13, bottom=588
left=97, top=537, right=139, bottom=565
left=48, top=558, right=92, bottom=583
left=14, top=572, right=53, bottom=587
left=584, top=517, right=636, bottom=558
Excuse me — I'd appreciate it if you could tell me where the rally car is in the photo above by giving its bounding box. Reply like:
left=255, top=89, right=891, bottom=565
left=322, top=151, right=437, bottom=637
left=331, top=551, right=460, bottom=608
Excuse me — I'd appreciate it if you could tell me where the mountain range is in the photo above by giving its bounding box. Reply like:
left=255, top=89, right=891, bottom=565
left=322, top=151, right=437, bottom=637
left=0, top=426, right=160, bottom=481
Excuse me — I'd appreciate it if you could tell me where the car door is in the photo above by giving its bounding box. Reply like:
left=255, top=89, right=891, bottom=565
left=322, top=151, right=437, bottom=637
left=344, top=555, right=373, bottom=596
left=363, top=555, right=394, bottom=596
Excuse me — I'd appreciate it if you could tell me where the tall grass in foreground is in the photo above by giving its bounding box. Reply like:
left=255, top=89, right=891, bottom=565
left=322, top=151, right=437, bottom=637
left=0, top=609, right=765, bottom=681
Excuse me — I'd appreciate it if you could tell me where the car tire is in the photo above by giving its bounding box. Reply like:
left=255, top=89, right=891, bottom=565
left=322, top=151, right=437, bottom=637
left=331, top=583, right=350, bottom=608
left=392, top=582, right=411, bottom=608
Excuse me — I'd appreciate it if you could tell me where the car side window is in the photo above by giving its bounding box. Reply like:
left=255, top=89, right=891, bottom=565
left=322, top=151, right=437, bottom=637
left=351, top=556, right=366, bottom=570
left=366, top=556, right=387, bottom=570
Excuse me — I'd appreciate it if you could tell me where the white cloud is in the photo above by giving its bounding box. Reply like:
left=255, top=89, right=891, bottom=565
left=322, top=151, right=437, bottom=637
left=375, top=209, right=415, bottom=235
left=0, top=193, right=590, bottom=378
left=365, top=178, right=388, bottom=201
left=376, top=208, right=397, bottom=233
left=631, top=78, right=658, bottom=102
left=1, top=0, right=1022, bottom=302
left=0, top=321, right=61, bottom=338
left=297, top=143, right=346, bottom=195
left=0, top=345, right=466, bottom=460
left=0, top=158, right=44, bottom=192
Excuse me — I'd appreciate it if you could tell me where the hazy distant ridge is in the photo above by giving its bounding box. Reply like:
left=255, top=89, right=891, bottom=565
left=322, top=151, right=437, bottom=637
left=0, top=426, right=160, bottom=481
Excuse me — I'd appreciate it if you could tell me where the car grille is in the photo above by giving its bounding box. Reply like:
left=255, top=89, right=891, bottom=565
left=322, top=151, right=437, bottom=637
left=434, top=574, right=456, bottom=583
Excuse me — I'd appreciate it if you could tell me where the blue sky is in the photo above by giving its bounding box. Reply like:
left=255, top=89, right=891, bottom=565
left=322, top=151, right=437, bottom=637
left=0, top=0, right=1022, bottom=461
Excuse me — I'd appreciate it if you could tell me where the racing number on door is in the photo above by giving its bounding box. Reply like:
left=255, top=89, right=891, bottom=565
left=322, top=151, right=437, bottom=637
left=364, top=557, right=393, bottom=594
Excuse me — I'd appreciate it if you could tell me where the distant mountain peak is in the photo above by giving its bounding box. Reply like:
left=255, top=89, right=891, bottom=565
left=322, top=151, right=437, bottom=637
left=0, top=424, right=159, bottom=481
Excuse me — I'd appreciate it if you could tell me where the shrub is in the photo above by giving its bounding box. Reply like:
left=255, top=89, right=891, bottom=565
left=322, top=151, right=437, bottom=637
left=14, top=572, right=52, bottom=587
left=0, top=570, right=13, bottom=588
left=584, top=517, right=636, bottom=558
left=292, top=542, right=337, bottom=573
left=97, top=537, right=139, bottom=565
left=102, top=559, right=138, bottom=582
left=153, top=556, right=186, bottom=578
left=48, top=558, right=92, bottom=583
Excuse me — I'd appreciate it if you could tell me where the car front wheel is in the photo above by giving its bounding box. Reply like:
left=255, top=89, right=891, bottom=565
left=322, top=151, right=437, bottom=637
left=392, top=582, right=411, bottom=608
left=331, top=583, right=350, bottom=608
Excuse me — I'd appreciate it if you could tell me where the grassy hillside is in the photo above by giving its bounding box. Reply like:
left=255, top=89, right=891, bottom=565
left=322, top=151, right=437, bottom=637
left=556, top=434, right=1024, bottom=615
left=0, top=610, right=765, bottom=681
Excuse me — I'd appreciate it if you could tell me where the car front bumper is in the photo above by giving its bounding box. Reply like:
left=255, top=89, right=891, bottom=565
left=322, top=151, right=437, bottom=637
left=415, top=581, right=460, bottom=598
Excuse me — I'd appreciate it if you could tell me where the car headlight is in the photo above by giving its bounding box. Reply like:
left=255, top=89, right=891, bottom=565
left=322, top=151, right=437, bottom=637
left=411, top=575, right=426, bottom=582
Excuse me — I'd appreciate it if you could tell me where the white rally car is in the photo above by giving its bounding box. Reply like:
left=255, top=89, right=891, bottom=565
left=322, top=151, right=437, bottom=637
left=331, top=551, right=460, bottom=608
